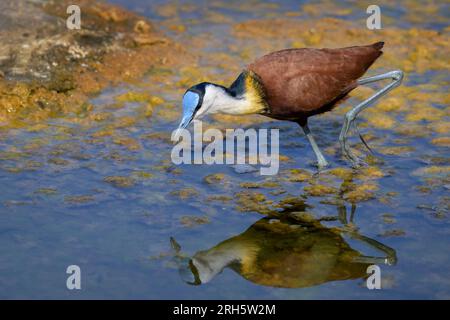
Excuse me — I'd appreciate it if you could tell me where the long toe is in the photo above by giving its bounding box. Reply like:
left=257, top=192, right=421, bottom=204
left=310, top=158, right=329, bottom=170
left=341, top=143, right=355, bottom=162
left=313, top=166, right=333, bottom=177
left=350, top=155, right=367, bottom=168
left=318, top=159, right=329, bottom=170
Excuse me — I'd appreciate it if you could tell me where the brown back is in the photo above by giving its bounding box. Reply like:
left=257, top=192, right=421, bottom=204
left=247, top=42, right=384, bottom=119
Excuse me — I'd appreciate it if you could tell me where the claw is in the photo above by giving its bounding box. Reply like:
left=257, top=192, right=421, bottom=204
left=316, top=159, right=329, bottom=170
left=340, top=119, right=370, bottom=167
left=353, top=121, right=374, bottom=155
left=343, top=145, right=365, bottom=168
left=349, top=154, right=367, bottom=168
left=341, top=135, right=359, bottom=165
left=313, top=165, right=331, bottom=177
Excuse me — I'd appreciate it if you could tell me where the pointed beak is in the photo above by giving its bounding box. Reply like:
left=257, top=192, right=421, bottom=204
left=173, top=112, right=194, bottom=140
left=179, top=259, right=202, bottom=285
left=170, top=237, right=202, bottom=285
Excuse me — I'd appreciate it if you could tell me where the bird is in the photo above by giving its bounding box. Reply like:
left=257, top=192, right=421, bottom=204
left=170, top=214, right=397, bottom=287
left=175, top=42, right=403, bottom=168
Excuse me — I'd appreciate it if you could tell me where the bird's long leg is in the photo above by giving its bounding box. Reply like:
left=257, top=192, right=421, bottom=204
left=339, top=70, right=404, bottom=165
left=335, top=204, right=397, bottom=265
left=301, top=124, right=329, bottom=169
left=347, top=233, right=398, bottom=266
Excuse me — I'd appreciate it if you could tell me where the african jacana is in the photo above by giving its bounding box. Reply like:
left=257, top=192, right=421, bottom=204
left=175, top=42, right=403, bottom=168
left=171, top=214, right=397, bottom=287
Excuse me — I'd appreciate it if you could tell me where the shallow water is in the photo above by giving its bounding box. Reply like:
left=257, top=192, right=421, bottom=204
left=0, top=0, right=449, bottom=299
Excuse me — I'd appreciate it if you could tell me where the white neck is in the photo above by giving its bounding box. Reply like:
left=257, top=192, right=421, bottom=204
left=191, top=241, right=245, bottom=284
left=197, top=84, right=252, bottom=117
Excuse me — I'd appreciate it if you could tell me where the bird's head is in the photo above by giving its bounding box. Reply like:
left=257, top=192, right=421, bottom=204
left=174, top=72, right=269, bottom=139
left=177, top=82, right=209, bottom=135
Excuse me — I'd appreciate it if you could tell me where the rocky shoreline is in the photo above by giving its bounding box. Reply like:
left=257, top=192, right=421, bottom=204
left=0, top=0, right=193, bottom=128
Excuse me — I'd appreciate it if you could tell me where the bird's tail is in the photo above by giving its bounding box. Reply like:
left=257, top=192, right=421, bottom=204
left=357, top=41, right=384, bottom=74
left=371, top=41, right=384, bottom=51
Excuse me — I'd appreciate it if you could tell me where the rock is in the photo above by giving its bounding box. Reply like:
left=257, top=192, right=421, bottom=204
left=0, top=0, right=193, bottom=128
left=134, top=20, right=153, bottom=34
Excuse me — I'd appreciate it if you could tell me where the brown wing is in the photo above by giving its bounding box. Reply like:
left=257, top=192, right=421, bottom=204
left=247, top=42, right=384, bottom=119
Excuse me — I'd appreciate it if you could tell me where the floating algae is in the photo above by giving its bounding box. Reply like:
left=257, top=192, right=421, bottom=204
left=235, top=191, right=272, bottom=214
left=431, top=137, right=450, bottom=148
left=34, top=188, right=58, bottom=196
left=285, top=169, right=313, bottom=182
left=112, top=136, right=142, bottom=151
left=343, top=183, right=379, bottom=203
left=304, top=183, right=338, bottom=197
left=382, top=214, right=397, bottom=224
left=203, top=173, right=227, bottom=185
left=206, top=195, right=233, bottom=202
left=47, top=158, right=70, bottom=166
left=104, top=176, right=136, bottom=188
left=132, top=171, right=154, bottom=180
left=64, top=195, right=95, bottom=204
left=180, top=215, right=210, bottom=228
left=240, top=181, right=281, bottom=189
left=170, top=188, right=199, bottom=200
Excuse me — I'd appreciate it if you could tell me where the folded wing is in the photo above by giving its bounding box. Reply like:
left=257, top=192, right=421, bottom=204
left=247, top=42, right=384, bottom=118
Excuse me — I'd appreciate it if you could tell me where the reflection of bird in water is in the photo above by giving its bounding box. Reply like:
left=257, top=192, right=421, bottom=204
left=175, top=42, right=403, bottom=168
left=171, top=212, right=396, bottom=288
